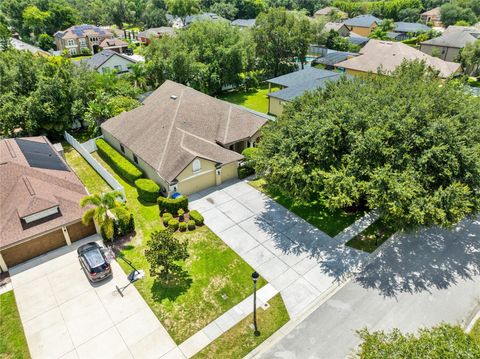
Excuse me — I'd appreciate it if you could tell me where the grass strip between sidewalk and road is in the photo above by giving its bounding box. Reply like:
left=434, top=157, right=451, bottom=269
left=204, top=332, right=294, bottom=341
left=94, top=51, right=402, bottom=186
left=0, top=291, right=31, bottom=359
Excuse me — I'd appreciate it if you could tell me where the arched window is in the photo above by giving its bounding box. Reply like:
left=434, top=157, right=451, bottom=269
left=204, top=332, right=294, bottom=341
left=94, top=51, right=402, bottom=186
left=192, top=159, right=201, bottom=172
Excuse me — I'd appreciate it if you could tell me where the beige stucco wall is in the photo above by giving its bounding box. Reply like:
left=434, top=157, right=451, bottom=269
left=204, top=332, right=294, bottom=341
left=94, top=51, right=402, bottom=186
left=175, top=157, right=217, bottom=195
left=221, top=162, right=238, bottom=182
left=419, top=44, right=460, bottom=62
left=348, top=23, right=376, bottom=37
left=101, top=130, right=170, bottom=193
left=269, top=97, right=286, bottom=116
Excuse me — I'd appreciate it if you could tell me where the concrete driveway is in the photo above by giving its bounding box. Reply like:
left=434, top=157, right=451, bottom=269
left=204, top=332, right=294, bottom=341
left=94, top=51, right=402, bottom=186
left=10, top=235, right=182, bottom=359
left=190, top=180, right=368, bottom=319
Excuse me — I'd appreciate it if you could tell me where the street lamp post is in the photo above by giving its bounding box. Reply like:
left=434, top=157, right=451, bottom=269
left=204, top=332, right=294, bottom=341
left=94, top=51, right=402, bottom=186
left=252, top=271, right=260, bottom=336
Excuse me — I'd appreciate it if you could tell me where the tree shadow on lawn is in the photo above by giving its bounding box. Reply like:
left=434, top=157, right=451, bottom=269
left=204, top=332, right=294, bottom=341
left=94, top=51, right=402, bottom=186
left=252, top=198, right=367, bottom=283
left=151, top=270, right=193, bottom=302
left=354, top=215, right=480, bottom=298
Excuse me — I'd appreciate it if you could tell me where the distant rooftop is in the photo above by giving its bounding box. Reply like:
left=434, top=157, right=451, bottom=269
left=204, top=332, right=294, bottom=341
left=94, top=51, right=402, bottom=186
left=394, top=22, right=431, bottom=33
left=231, top=19, right=256, bottom=28
left=54, top=24, right=111, bottom=39
left=81, top=49, right=137, bottom=70
left=421, top=27, right=480, bottom=48
left=344, top=15, right=382, bottom=28
left=9, top=38, right=49, bottom=56
left=314, top=51, right=359, bottom=67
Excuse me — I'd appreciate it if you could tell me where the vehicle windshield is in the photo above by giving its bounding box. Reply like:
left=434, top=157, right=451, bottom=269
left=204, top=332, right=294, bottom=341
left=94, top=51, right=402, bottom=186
left=84, top=248, right=105, bottom=269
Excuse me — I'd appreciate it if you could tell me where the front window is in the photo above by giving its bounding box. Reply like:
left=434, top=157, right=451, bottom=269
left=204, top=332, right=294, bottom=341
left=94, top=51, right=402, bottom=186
left=67, top=39, right=75, bottom=47
left=68, top=48, right=77, bottom=55
left=79, top=39, right=86, bottom=47
left=192, top=159, right=201, bottom=172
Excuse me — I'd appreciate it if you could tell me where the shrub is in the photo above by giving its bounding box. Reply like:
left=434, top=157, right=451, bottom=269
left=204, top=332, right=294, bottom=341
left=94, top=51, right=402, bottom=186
left=168, top=218, right=179, bottom=231
left=111, top=206, right=135, bottom=237
left=158, top=195, right=189, bottom=214
left=238, top=166, right=255, bottom=179
left=187, top=220, right=196, bottom=231
left=162, top=212, right=173, bottom=226
left=135, top=178, right=160, bottom=202
left=179, top=222, right=187, bottom=232
left=96, top=139, right=143, bottom=183
left=189, top=210, right=204, bottom=226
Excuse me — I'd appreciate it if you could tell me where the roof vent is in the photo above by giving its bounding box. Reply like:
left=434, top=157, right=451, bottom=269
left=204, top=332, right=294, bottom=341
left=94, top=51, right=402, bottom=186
left=170, top=95, right=177, bottom=100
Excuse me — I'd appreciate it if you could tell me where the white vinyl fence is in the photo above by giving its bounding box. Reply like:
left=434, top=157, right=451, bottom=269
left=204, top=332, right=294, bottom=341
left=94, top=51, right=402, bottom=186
left=64, top=131, right=126, bottom=200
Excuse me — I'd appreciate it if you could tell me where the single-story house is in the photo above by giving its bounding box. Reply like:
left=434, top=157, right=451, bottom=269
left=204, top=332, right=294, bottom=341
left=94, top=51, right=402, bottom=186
left=101, top=80, right=270, bottom=196
left=314, top=7, right=347, bottom=20
left=420, top=7, right=442, bottom=27
left=99, top=37, right=129, bottom=53
left=420, top=26, right=480, bottom=62
left=8, top=38, right=50, bottom=56
left=231, top=19, right=256, bottom=28
left=387, top=22, right=431, bottom=40
left=80, top=49, right=137, bottom=74
left=344, top=15, right=381, bottom=37
left=0, top=136, right=97, bottom=271
left=323, top=22, right=350, bottom=37
left=313, top=50, right=360, bottom=69
left=266, top=67, right=349, bottom=116
left=335, top=39, right=462, bottom=78
left=136, top=27, right=175, bottom=44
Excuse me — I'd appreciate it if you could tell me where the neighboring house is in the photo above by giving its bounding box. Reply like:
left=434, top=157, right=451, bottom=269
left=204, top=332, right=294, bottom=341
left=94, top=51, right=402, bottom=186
left=313, top=50, right=360, bottom=70
left=231, top=19, right=256, bottom=28
left=420, top=26, right=480, bottom=62
left=420, top=7, right=442, bottom=27
left=314, top=7, right=347, bottom=20
left=101, top=80, right=269, bottom=195
left=266, top=67, right=349, bottom=116
left=54, top=24, right=113, bottom=55
left=344, top=15, right=381, bottom=36
left=8, top=38, right=50, bottom=56
left=335, top=39, right=461, bottom=78
left=99, top=38, right=129, bottom=53
left=136, top=27, right=175, bottom=44
left=323, top=22, right=350, bottom=37
left=80, top=49, right=137, bottom=74
left=0, top=136, right=97, bottom=271
left=347, top=32, right=370, bottom=46
left=171, top=13, right=228, bottom=28
left=387, top=22, right=431, bottom=40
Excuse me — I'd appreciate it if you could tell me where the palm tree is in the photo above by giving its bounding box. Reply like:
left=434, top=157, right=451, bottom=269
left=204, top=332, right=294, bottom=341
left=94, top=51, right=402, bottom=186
left=80, top=191, right=124, bottom=241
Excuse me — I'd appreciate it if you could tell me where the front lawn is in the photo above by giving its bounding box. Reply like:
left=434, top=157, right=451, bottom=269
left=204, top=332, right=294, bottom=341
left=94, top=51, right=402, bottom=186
left=345, top=217, right=396, bottom=253
left=471, top=319, right=480, bottom=344
left=219, top=83, right=279, bottom=114
left=0, top=291, right=31, bottom=359
left=194, top=294, right=289, bottom=359
left=74, top=152, right=267, bottom=344
left=249, top=178, right=364, bottom=237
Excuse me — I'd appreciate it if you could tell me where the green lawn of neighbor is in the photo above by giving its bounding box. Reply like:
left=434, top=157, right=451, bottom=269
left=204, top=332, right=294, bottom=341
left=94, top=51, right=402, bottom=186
left=68, top=150, right=266, bottom=343
left=249, top=178, right=364, bottom=237
left=219, top=83, right=279, bottom=114
left=0, top=291, right=31, bottom=359
left=194, top=294, right=289, bottom=359
left=64, top=147, right=112, bottom=195
left=471, top=319, right=480, bottom=344
left=346, top=217, right=396, bottom=253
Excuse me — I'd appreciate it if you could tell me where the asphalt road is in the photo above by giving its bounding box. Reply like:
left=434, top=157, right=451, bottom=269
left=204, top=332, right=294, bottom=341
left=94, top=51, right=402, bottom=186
left=258, top=216, right=480, bottom=359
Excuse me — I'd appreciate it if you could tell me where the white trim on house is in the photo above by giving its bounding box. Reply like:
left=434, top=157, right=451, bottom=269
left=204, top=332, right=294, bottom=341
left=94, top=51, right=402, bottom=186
left=22, top=206, right=59, bottom=224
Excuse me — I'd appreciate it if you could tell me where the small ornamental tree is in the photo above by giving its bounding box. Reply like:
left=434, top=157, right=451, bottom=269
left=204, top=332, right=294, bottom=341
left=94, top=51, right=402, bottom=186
left=145, top=229, right=189, bottom=281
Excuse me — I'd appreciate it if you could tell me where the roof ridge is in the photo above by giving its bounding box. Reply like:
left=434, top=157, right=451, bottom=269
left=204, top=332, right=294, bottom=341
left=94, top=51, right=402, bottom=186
left=223, top=106, right=232, bottom=144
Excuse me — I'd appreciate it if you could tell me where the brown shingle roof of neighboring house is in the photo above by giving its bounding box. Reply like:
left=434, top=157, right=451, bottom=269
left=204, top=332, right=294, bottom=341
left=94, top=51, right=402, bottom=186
left=99, top=38, right=128, bottom=49
left=0, top=137, right=88, bottom=249
left=314, top=7, right=347, bottom=18
left=101, top=80, right=269, bottom=183
left=421, top=7, right=441, bottom=17
left=54, top=24, right=112, bottom=40
left=335, top=39, right=461, bottom=78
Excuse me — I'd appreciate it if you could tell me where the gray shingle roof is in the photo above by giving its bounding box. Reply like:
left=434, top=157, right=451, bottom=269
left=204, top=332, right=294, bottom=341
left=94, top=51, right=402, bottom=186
left=348, top=33, right=370, bottom=45
left=394, top=22, right=431, bottom=33
left=267, top=67, right=348, bottom=101
left=101, top=81, right=268, bottom=183
left=231, top=19, right=256, bottom=27
left=344, top=15, right=381, bottom=28
left=314, top=51, right=359, bottom=67
left=83, top=50, right=136, bottom=70
left=420, top=29, right=480, bottom=48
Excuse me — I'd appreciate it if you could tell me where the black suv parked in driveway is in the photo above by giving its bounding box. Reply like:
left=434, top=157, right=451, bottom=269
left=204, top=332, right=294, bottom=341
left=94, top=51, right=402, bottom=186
left=77, top=242, right=112, bottom=282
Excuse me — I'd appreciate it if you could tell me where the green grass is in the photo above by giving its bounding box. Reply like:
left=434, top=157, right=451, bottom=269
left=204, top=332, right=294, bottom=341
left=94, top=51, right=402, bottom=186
left=70, top=55, right=92, bottom=61
left=194, top=294, right=289, bottom=359
left=345, top=217, right=396, bottom=253
left=471, top=319, right=480, bottom=344
left=87, top=152, right=267, bottom=343
left=0, top=291, right=31, bottom=359
left=249, top=178, right=364, bottom=237
left=64, top=147, right=112, bottom=195
left=218, top=83, right=279, bottom=114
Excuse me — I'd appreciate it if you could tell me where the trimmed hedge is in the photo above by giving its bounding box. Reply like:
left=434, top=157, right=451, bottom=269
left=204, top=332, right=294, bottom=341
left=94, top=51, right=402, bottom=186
left=158, top=195, right=189, bottom=214
left=96, top=139, right=143, bottom=183
left=168, top=218, right=179, bottom=231
left=189, top=210, right=204, bottom=226
left=135, top=178, right=160, bottom=202
left=187, top=220, right=196, bottom=231
left=162, top=212, right=173, bottom=226
left=238, top=166, right=255, bottom=179
left=179, top=222, right=187, bottom=232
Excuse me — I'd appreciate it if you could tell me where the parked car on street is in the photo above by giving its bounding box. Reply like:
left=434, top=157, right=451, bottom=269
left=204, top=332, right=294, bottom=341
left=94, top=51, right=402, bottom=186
left=77, top=242, right=112, bottom=282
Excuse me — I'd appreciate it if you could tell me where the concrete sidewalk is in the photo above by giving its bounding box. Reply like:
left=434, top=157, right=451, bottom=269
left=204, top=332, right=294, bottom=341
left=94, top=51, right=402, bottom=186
left=190, top=180, right=369, bottom=319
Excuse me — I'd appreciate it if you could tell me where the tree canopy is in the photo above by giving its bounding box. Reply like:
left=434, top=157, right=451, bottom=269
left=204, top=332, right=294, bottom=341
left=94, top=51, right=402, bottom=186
left=255, top=62, right=480, bottom=228
left=356, top=323, right=480, bottom=358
